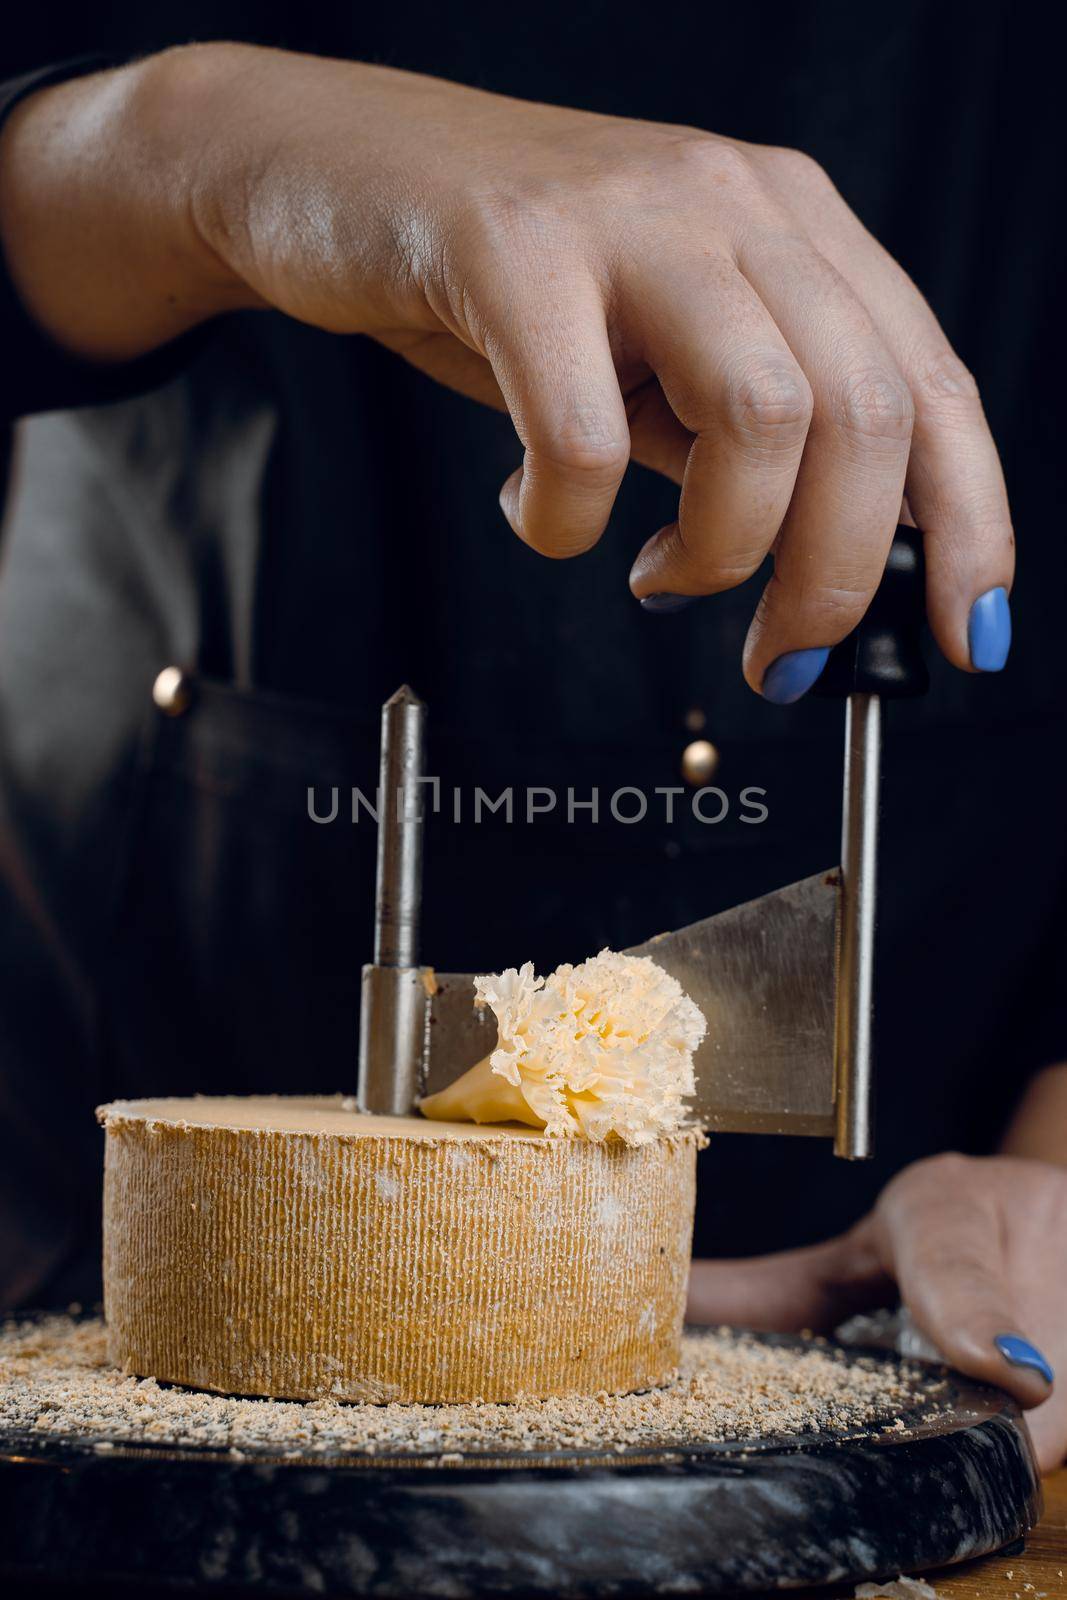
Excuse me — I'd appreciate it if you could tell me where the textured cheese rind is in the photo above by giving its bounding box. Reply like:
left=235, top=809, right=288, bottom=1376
left=99, top=1096, right=701, bottom=1404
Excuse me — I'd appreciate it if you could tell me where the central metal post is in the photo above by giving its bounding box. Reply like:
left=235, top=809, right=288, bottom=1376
left=833, top=692, right=880, bottom=1159
left=373, top=686, right=425, bottom=969
left=358, top=685, right=428, bottom=1115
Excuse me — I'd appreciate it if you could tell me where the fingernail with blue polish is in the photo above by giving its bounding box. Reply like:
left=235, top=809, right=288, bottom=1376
left=968, top=586, right=1012, bottom=672
left=761, top=646, right=831, bottom=705
left=995, top=1334, right=1054, bottom=1385
left=640, top=593, right=697, bottom=614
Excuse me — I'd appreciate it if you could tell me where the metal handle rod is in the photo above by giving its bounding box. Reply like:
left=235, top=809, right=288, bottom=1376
left=358, top=686, right=427, bottom=1116
left=373, top=685, right=425, bottom=968
left=834, top=691, right=880, bottom=1159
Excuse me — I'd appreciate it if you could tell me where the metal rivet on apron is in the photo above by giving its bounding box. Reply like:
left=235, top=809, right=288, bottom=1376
left=152, top=667, right=193, bottom=717
left=681, top=738, right=719, bottom=786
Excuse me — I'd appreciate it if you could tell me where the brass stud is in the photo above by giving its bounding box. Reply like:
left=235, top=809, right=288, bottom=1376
left=152, top=666, right=193, bottom=717
left=681, top=738, right=720, bottom=786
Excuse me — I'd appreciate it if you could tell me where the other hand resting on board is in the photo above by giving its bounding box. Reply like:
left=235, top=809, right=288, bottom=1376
left=688, top=1064, right=1067, bottom=1470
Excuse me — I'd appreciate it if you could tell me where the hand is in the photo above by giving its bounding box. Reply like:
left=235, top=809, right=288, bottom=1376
left=0, top=46, right=1014, bottom=691
left=687, top=1153, right=1067, bottom=1470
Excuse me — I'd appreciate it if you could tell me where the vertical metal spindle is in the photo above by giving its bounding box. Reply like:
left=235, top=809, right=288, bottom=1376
left=358, top=685, right=428, bottom=1115
left=833, top=692, right=880, bottom=1159
left=373, top=685, right=425, bottom=969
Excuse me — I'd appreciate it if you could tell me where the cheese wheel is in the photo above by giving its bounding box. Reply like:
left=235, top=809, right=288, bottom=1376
left=99, top=1096, right=701, bottom=1403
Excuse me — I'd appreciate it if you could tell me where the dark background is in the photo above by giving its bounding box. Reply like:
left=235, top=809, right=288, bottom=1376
left=1, top=1, right=1064, bottom=1302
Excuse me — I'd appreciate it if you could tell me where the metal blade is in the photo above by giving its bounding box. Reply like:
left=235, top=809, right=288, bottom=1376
left=421, top=870, right=840, bottom=1137
left=626, top=870, right=839, bottom=1135
left=420, top=973, right=499, bottom=1097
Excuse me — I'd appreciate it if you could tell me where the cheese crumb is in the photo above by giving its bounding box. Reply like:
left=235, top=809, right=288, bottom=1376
left=0, top=1317, right=939, bottom=1458
left=420, top=950, right=706, bottom=1144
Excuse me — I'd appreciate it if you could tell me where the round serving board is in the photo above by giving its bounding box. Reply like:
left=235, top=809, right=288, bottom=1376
left=0, top=1325, right=1041, bottom=1597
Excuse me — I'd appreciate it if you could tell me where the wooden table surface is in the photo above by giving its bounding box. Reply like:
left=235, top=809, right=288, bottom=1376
left=767, top=1469, right=1067, bottom=1599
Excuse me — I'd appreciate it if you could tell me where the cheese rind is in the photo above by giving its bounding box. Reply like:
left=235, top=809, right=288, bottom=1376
left=99, top=1096, right=701, bottom=1404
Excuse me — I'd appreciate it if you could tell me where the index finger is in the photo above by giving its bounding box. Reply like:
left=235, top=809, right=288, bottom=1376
left=476, top=266, right=631, bottom=560
left=687, top=1234, right=892, bottom=1332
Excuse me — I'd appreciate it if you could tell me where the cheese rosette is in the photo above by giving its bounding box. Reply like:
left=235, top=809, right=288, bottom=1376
left=419, top=949, right=706, bottom=1144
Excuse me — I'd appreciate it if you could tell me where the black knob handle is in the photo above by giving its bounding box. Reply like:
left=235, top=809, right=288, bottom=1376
left=814, top=526, right=929, bottom=700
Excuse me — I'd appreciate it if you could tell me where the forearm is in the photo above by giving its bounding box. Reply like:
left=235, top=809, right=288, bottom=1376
left=1000, top=1062, right=1067, bottom=1167
left=0, top=50, right=255, bottom=364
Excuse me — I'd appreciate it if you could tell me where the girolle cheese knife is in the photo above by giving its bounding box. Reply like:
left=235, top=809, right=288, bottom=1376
left=358, top=528, right=927, bottom=1158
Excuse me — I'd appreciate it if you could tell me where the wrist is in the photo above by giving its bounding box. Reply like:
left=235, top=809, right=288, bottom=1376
left=0, top=51, right=260, bottom=364
left=145, top=44, right=439, bottom=337
left=119, top=45, right=265, bottom=323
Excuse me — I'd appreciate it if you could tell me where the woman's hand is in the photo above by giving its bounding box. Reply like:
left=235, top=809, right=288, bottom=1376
left=688, top=1153, right=1067, bottom=1469
left=0, top=45, right=1014, bottom=692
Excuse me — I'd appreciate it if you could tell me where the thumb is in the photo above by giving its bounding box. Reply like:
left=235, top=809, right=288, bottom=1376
left=687, top=1228, right=893, bottom=1333
left=871, top=1183, right=1055, bottom=1410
